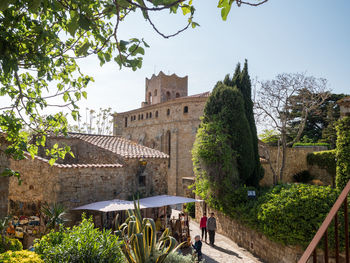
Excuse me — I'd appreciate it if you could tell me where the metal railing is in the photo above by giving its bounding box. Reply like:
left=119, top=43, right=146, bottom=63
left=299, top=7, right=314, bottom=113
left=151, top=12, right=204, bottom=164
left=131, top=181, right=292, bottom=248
left=298, top=180, right=350, bottom=263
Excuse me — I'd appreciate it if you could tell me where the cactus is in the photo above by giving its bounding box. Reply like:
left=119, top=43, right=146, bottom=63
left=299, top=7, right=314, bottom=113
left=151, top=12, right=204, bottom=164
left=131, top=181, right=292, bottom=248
left=115, top=201, right=183, bottom=263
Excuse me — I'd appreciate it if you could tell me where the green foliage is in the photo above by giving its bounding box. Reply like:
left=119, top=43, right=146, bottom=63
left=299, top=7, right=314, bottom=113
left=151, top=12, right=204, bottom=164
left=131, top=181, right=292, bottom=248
left=0, top=236, right=23, bottom=253
left=41, top=203, right=68, bottom=232
left=307, top=150, right=336, bottom=176
left=237, top=60, right=264, bottom=186
left=288, top=93, right=348, bottom=148
left=0, top=250, right=43, bottom=263
left=164, top=252, right=195, bottom=263
left=292, top=142, right=330, bottom=147
left=257, top=184, right=339, bottom=247
left=292, top=170, right=313, bottom=183
left=259, top=129, right=280, bottom=146
left=115, top=201, right=182, bottom=263
left=184, top=202, right=195, bottom=218
left=336, top=117, right=350, bottom=190
left=34, top=215, right=123, bottom=263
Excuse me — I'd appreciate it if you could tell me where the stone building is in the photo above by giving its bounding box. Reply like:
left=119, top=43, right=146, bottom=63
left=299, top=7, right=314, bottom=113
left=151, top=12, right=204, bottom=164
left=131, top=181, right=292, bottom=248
left=1, top=133, right=168, bottom=217
left=113, top=72, right=210, bottom=196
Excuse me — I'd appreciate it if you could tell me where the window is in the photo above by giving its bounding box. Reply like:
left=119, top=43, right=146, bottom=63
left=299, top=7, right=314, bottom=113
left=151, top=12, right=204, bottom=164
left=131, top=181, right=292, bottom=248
left=166, top=130, right=171, bottom=168
left=124, top=117, right=128, bottom=127
left=139, top=174, right=146, bottom=186
left=138, top=115, right=140, bottom=120
left=146, top=113, right=149, bottom=119
left=167, top=109, right=170, bottom=116
left=149, top=112, right=152, bottom=118
left=184, top=106, right=189, bottom=113
left=148, top=92, right=152, bottom=104
left=154, top=89, right=158, bottom=96
left=166, top=91, right=171, bottom=101
left=176, top=93, right=180, bottom=98
left=155, top=111, right=159, bottom=118
left=141, top=114, right=144, bottom=120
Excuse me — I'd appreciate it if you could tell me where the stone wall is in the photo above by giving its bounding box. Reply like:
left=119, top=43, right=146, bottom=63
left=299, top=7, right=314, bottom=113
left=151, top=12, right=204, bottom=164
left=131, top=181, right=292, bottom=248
left=308, top=164, right=334, bottom=186
left=114, top=96, right=207, bottom=195
left=196, top=203, right=341, bottom=263
left=0, top=138, right=10, bottom=217
left=259, top=146, right=324, bottom=186
left=8, top=156, right=168, bottom=215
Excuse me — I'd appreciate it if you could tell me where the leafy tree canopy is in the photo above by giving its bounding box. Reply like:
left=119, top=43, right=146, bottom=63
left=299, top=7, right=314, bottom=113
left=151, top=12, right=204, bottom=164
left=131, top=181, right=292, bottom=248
left=0, top=0, right=268, bottom=177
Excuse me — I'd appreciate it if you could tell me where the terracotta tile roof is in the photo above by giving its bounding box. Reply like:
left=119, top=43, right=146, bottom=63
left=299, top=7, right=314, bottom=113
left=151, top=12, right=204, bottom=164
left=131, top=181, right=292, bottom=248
left=22, top=152, right=123, bottom=169
left=66, top=133, right=169, bottom=159
left=185, top=91, right=211, bottom=98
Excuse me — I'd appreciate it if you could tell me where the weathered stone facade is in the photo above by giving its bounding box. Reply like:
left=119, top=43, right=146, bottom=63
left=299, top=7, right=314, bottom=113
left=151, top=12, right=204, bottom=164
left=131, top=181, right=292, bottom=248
left=114, top=72, right=209, bottom=195
left=0, top=137, right=10, bottom=218
left=5, top=133, right=168, bottom=216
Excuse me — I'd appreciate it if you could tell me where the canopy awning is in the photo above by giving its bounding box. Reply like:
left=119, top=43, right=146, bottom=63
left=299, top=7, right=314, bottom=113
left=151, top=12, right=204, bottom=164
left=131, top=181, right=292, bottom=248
left=72, top=199, right=137, bottom=212
left=72, top=195, right=202, bottom=212
left=138, top=195, right=202, bottom=208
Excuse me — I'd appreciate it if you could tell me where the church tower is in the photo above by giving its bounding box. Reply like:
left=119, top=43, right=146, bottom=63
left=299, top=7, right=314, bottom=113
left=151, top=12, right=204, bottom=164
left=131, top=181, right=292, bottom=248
left=142, top=71, right=188, bottom=107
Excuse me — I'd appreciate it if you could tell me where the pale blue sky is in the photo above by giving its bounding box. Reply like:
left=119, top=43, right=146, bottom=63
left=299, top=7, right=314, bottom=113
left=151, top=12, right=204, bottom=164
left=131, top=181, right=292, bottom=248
left=78, top=0, right=350, bottom=113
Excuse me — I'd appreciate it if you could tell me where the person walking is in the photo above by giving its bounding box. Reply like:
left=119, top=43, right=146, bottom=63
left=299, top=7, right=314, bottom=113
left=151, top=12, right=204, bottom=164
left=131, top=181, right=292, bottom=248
left=199, top=213, right=207, bottom=242
left=207, top=212, right=216, bottom=246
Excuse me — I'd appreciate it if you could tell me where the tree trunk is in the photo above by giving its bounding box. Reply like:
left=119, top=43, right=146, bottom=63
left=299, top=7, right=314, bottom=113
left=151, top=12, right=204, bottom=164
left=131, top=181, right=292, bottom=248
left=279, top=133, right=287, bottom=182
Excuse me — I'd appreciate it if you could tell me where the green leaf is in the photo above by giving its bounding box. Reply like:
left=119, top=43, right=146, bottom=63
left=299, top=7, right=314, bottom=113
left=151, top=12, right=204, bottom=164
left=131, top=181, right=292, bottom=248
left=67, top=20, right=79, bottom=37
left=48, top=158, right=55, bottom=166
left=63, top=92, right=69, bottom=102
left=79, top=15, right=91, bottom=31
left=82, top=91, right=87, bottom=99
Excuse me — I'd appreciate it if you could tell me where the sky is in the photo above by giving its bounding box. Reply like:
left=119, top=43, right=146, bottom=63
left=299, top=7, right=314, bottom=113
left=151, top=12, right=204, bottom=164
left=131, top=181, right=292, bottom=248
left=75, top=0, right=350, bottom=114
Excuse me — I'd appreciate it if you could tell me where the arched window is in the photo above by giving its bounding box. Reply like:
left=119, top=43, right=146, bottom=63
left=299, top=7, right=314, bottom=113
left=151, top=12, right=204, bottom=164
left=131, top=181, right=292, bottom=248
left=166, top=91, right=171, bottom=101
left=184, top=106, right=189, bottom=113
left=149, top=112, right=152, bottom=118
left=154, top=89, right=158, bottom=96
left=166, top=130, right=171, bottom=168
left=176, top=93, right=180, bottom=98
left=167, top=109, right=170, bottom=116
left=124, top=117, right=128, bottom=127
left=146, top=113, right=149, bottom=119
left=148, top=92, right=152, bottom=104
left=155, top=111, right=159, bottom=118
left=141, top=114, right=144, bottom=120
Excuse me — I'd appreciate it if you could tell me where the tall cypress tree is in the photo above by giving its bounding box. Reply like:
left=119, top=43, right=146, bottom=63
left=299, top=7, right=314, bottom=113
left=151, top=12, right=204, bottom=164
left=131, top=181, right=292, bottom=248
left=239, top=60, right=264, bottom=186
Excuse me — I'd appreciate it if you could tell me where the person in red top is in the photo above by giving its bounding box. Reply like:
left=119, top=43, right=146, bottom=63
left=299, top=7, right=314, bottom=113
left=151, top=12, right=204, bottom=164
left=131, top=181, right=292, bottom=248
left=199, top=213, right=208, bottom=242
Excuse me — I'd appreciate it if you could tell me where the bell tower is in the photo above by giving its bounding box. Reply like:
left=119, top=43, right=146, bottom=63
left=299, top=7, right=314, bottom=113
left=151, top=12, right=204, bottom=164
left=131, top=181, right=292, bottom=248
left=142, top=71, right=188, bottom=107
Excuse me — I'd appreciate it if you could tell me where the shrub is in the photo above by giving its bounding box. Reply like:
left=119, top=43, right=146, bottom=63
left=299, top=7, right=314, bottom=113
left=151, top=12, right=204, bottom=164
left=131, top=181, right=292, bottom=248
left=0, top=236, right=23, bottom=253
left=336, top=117, right=350, bottom=190
left=0, top=250, right=43, bottom=263
left=292, top=170, right=313, bottom=183
left=164, top=252, right=195, bottom=263
left=257, top=184, right=339, bottom=246
left=307, top=150, right=336, bottom=175
left=34, top=215, right=123, bottom=263
left=184, top=202, right=195, bottom=218
left=293, top=142, right=330, bottom=148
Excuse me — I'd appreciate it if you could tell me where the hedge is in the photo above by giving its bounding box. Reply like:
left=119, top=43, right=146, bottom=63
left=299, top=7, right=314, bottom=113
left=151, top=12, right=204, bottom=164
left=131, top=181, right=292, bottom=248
left=220, top=184, right=340, bottom=248
left=336, top=116, right=350, bottom=190
left=293, top=142, right=330, bottom=147
left=306, top=150, right=336, bottom=176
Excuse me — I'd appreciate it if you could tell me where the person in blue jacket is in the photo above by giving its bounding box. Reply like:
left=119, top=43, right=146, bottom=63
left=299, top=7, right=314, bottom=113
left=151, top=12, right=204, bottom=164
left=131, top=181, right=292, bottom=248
left=192, top=235, right=203, bottom=261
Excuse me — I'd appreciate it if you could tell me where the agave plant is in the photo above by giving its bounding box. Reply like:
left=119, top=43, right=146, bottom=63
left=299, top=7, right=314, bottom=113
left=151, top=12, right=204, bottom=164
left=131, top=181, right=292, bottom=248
left=115, top=201, right=183, bottom=263
left=41, top=203, right=68, bottom=232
